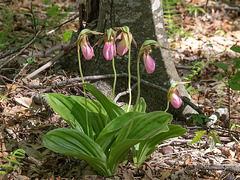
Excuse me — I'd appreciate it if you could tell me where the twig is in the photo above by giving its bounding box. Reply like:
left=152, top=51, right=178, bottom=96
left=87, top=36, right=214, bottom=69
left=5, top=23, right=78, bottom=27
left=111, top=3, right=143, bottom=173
left=39, top=74, right=128, bottom=92
left=46, top=13, right=79, bottom=36
left=0, top=38, right=33, bottom=61
left=26, top=51, right=65, bottom=79
left=185, top=125, right=240, bottom=139
left=28, top=73, right=203, bottom=116
left=0, top=14, right=78, bottom=61
left=204, top=0, right=209, bottom=11
left=12, top=62, right=29, bottom=84
left=26, top=33, right=77, bottom=79
left=187, top=164, right=240, bottom=173
left=182, top=96, right=203, bottom=115
left=114, top=82, right=138, bottom=103
left=196, top=3, right=240, bottom=12
left=232, top=136, right=240, bottom=144
left=0, top=75, right=33, bottom=91
left=24, top=42, right=70, bottom=58
left=0, top=27, right=42, bottom=69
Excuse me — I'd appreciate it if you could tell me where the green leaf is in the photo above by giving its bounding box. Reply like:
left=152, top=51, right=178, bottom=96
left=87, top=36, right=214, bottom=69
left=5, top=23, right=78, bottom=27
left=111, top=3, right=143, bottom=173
left=113, top=111, right=172, bottom=147
left=43, top=128, right=110, bottom=176
left=108, top=139, right=140, bottom=173
left=213, top=62, right=228, bottom=71
left=27, top=57, right=36, bottom=64
left=208, top=131, right=221, bottom=151
left=108, top=111, right=172, bottom=173
left=63, top=30, right=73, bottom=42
left=134, top=125, right=187, bottom=166
left=0, top=94, right=8, bottom=102
left=189, top=130, right=206, bottom=146
left=84, top=83, right=124, bottom=121
left=13, top=149, right=25, bottom=159
left=70, top=95, right=107, bottom=137
left=229, top=71, right=240, bottom=90
left=46, top=5, right=59, bottom=16
left=215, top=30, right=225, bottom=35
left=191, top=114, right=212, bottom=125
left=45, top=93, right=92, bottom=135
left=198, top=8, right=206, bottom=14
left=96, top=112, right=143, bottom=153
left=217, top=72, right=224, bottom=81
left=194, top=9, right=198, bottom=18
left=232, top=58, right=240, bottom=69
left=0, top=171, right=7, bottom=175
left=122, top=97, right=146, bottom=113
left=230, top=44, right=240, bottom=53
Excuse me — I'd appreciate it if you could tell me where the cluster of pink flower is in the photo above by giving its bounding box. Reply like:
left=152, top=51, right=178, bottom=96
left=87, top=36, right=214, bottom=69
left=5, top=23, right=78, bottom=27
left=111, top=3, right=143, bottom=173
left=79, top=29, right=182, bottom=109
left=79, top=30, right=156, bottom=74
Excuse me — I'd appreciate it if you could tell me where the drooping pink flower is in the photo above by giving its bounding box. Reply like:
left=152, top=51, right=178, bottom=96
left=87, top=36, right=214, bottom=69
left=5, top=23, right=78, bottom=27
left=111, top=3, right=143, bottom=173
left=170, top=90, right=182, bottom=108
left=80, top=35, right=94, bottom=60
left=143, top=48, right=155, bottom=74
left=103, top=40, right=116, bottom=60
left=116, top=32, right=131, bottom=56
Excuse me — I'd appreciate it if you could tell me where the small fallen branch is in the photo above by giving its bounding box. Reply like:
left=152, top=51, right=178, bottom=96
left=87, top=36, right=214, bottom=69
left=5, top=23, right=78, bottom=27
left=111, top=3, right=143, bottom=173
left=25, top=51, right=65, bottom=79
left=26, top=36, right=77, bottom=79
left=187, top=164, right=240, bottom=173
left=0, top=75, right=33, bottom=91
left=0, top=27, right=42, bottom=69
left=29, top=73, right=203, bottom=116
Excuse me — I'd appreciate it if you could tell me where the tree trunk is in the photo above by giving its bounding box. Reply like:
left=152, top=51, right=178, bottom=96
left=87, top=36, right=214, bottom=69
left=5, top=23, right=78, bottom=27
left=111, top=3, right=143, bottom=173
left=80, top=0, right=196, bottom=120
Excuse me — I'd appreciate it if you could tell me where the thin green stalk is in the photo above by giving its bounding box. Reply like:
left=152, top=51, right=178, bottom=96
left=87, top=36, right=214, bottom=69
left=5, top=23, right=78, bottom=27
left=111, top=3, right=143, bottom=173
left=127, top=33, right=132, bottom=112
left=125, top=54, right=141, bottom=139
left=77, top=47, right=89, bottom=136
left=111, top=57, right=117, bottom=99
left=165, top=101, right=170, bottom=112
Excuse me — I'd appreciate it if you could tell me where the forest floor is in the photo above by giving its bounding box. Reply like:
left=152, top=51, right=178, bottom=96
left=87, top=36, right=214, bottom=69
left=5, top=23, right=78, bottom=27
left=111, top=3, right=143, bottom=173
left=0, top=0, right=240, bottom=179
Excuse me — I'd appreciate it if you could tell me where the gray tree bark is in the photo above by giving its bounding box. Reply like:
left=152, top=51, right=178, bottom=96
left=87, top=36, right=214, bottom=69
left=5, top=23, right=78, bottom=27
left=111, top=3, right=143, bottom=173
left=80, top=0, right=196, bottom=120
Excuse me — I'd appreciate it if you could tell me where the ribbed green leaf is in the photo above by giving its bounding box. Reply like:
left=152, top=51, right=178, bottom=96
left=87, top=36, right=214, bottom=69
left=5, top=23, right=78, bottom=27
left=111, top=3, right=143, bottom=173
left=43, top=128, right=110, bottom=176
left=45, top=93, right=89, bottom=134
left=113, top=111, right=172, bottom=146
left=70, top=95, right=107, bottom=136
left=84, top=83, right=124, bottom=120
left=134, top=125, right=187, bottom=166
left=230, top=44, right=240, bottom=53
left=230, top=71, right=240, bottom=90
left=213, top=62, right=228, bottom=71
left=108, top=139, right=140, bottom=174
left=122, top=97, right=146, bottom=113
left=107, top=111, right=172, bottom=172
left=96, top=112, right=143, bottom=153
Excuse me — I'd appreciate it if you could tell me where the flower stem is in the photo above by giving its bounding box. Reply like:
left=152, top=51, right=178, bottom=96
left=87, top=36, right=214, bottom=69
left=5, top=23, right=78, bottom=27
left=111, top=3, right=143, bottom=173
left=77, top=47, right=89, bottom=137
left=165, top=101, right=170, bottom=112
left=111, top=57, right=117, bottom=99
left=127, top=33, right=132, bottom=112
left=125, top=53, right=141, bottom=139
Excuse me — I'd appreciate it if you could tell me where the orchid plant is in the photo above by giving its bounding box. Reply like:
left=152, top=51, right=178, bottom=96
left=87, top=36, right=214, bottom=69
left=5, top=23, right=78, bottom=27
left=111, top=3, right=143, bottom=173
left=43, top=27, right=187, bottom=176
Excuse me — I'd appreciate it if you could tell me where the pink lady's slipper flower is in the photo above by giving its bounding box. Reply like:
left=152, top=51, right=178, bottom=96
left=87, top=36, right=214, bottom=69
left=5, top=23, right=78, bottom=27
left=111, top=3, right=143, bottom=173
left=116, top=32, right=132, bottom=56
left=143, top=47, right=155, bottom=74
left=94, top=28, right=116, bottom=60
left=80, top=35, right=94, bottom=60
left=170, top=88, right=182, bottom=109
left=103, top=40, right=116, bottom=60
